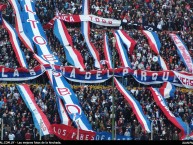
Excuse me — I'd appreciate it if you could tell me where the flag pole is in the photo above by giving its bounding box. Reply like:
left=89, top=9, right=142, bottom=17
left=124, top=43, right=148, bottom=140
left=112, top=36, right=116, bottom=140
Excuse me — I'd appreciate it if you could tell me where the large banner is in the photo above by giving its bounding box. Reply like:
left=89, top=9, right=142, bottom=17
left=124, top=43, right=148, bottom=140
left=170, top=33, right=193, bottom=73
left=52, top=124, right=96, bottom=140
left=47, top=70, right=93, bottom=131
left=53, top=19, right=85, bottom=71
left=149, top=87, right=188, bottom=140
left=114, top=78, right=151, bottom=133
left=2, top=18, right=28, bottom=68
left=17, top=84, right=53, bottom=136
left=18, top=0, right=61, bottom=65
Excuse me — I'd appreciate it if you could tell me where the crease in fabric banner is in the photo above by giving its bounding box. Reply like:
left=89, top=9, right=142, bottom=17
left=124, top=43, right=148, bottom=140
left=81, top=0, right=102, bottom=69
left=113, top=31, right=131, bottom=68
left=149, top=87, right=188, bottom=140
left=170, top=33, right=193, bottom=73
left=104, top=33, right=113, bottom=69
left=16, top=84, right=53, bottom=136
left=114, top=77, right=151, bottom=133
left=47, top=70, right=93, bottom=131
left=53, top=19, right=85, bottom=71
left=2, top=18, right=28, bottom=68
left=9, top=0, right=34, bottom=52
left=56, top=96, right=72, bottom=126
left=18, top=0, right=61, bottom=65
left=116, top=30, right=136, bottom=54
left=159, top=82, right=176, bottom=99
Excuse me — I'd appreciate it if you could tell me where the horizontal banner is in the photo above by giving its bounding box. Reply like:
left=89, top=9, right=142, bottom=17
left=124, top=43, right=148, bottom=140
left=52, top=124, right=96, bottom=140
left=1, top=64, right=193, bottom=88
left=44, top=14, right=121, bottom=29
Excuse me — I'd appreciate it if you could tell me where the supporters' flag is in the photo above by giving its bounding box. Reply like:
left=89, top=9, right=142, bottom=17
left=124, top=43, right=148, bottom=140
left=116, top=30, right=136, bottom=54
left=53, top=19, right=85, bottom=71
left=81, top=0, right=102, bottom=69
left=0, top=11, right=2, bottom=25
left=170, top=33, right=193, bottom=73
left=142, top=30, right=161, bottom=55
left=56, top=97, right=72, bottom=126
left=113, top=31, right=131, bottom=68
left=81, top=21, right=102, bottom=69
left=159, top=82, right=176, bottom=99
left=9, top=0, right=34, bottom=52
left=2, top=18, right=28, bottom=68
left=18, top=0, right=61, bottom=65
left=158, top=56, right=169, bottom=70
left=16, top=84, right=53, bottom=136
left=104, top=33, right=113, bottom=69
left=47, top=70, right=93, bottom=131
left=114, top=77, right=151, bottom=133
left=95, top=132, right=132, bottom=140
left=51, top=124, right=95, bottom=140
left=149, top=87, right=188, bottom=140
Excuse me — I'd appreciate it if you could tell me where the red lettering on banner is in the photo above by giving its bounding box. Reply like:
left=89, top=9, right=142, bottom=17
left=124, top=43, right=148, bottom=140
left=43, top=55, right=57, bottom=62
left=96, top=18, right=100, bottom=22
left=27, top=19, right=38, bottom=29
left=102, top=19, right=106, bottom=23
left=172, top=35, right=181, bottom=44
left=57, top=88, right=71, bottom=96
left=33, top=36, right=47, bottom=45
left=25, top=5, right=36, bottom=14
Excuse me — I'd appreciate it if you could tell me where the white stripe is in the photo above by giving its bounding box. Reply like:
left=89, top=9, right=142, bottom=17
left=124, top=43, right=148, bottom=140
left=65, top=77, right=110, bottom=83
left=3, top=19, right=27, bottom=68
left=104, top=34, right=112, bottom=68
left=114, top=33, right=129, bottom=67
left=83, top=22, right=101, bottom=68
left=18, top=85, right=50, bottom=135
left=115, top=78, right=150, bottom=132
left=57, top=20, right=84, bottom=70
left=58, top=98, right=70, bottom=125
left=10, top=0, right=34, bottom=52
left=143, top=30, right=159, bottom=53
left=25, top=0, right=50, bottom=55
left=117, top=30, right=131, bottom=50
left=159, top=56, right=168, bottom=70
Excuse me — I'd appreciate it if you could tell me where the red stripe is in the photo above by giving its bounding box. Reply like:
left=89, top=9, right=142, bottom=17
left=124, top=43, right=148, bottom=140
left=149, top=87, right=186, bottom=138
left=120, top=30, right=136, bottom=54
left=113, top=32, right=126, bottom=67
left=142, top=31, right=159, bottom=55
left=2, top=19, right=25, bottom=68
left=114, top=78, right=147, bottom=132
left=103, top=34, right=111, bottom=69
left=21, top=84, right=53, bottom=134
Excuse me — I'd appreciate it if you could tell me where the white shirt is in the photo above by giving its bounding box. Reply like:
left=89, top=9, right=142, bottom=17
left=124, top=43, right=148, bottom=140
left=8, top=133, right=15, bottom=140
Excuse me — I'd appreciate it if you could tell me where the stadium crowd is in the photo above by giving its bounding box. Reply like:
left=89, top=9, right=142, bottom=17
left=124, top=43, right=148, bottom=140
left=0, top=0, right=192, bottom=141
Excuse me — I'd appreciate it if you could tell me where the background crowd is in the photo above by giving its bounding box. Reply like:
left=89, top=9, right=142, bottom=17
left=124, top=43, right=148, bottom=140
left=0, top=0, right=192, bottom=140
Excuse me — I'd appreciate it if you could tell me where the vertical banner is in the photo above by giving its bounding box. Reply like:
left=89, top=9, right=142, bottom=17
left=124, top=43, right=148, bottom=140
left=149, top=87, right=188, bottom=140
left=16, top=84, right=53, bottom=136
left=114, top=77, right=151, bottom=133
left=170, top=33, right=193, bottom=73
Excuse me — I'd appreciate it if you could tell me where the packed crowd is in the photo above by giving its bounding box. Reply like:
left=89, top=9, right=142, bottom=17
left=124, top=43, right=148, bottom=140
left=0, top=0, right=192, bottom=141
